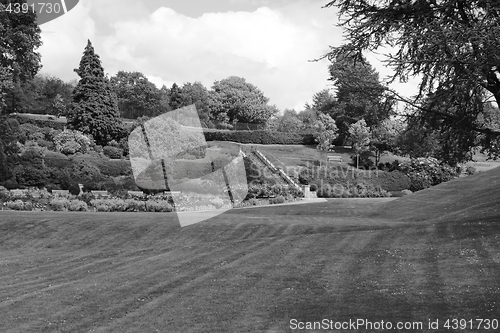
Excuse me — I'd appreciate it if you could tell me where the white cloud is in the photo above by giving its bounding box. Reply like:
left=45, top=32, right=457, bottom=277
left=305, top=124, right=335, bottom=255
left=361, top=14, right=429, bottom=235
left=38, top=0, right=348, bottom=111
left=98, top=1, right=341, bottom=111
left=38, top=1, right=96, bottom=79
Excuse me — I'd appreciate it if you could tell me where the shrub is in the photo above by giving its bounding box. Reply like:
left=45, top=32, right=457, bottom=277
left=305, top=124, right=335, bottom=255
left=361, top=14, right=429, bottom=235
left=12, top=165, right=50, bottom=187
left=247, top=198, right=258, bottom=206
left=60, top=172, right=82, bottom=195
left=401, top=189, right=413, bottom=196
left=79, top=192, right=96, bottom=205
left=465, top=165, right=477, bottom=176
left=19, top=141, right=47, bottom=161
left=69, top=160, right=102, bottom=182
left=270, top=195, right=285, bottom=204
left=69, top=200, right=88, bottom=211
left=36, top=138, right=55, bottom=150
left=49, top=198, right=70, bottom=211
left=54, top=130, right=93, bottom=155
left=124, top=199, right=146, bottom=212
left=211, top=197, right=225, bottom=209
left=102, top=146, right=123, bottom=159
left=397, top=157, right=458, bottom=191
left=145, top=200, right=173, bottom=212
left=4, top=200, right=25, bottom=210
left=90, top=198, right=127, bottom=212
left=20, top=123, right=44, bottom=142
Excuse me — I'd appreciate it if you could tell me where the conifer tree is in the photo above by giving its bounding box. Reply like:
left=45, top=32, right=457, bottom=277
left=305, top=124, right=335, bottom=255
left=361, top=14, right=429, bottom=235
left=67, top=40, right=122, bottom=146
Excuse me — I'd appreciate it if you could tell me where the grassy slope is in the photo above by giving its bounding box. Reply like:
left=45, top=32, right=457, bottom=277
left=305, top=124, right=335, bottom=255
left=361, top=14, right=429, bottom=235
left=1, top=169, right=500, bottom=332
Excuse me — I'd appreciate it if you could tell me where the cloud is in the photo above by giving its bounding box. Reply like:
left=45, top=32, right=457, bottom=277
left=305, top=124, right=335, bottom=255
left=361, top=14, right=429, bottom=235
left=39, top=0, right=346, bottom=111
left=38, top=1, right=96, bottom=78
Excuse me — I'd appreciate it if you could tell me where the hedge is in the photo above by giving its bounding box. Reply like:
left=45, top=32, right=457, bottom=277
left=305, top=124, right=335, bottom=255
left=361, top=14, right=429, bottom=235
left=10, top=115, right=66, bottom=130
left=203, top=130, right=317, bottom=145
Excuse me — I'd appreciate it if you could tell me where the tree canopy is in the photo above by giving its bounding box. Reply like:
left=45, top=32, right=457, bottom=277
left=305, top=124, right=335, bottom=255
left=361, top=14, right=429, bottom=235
left=0, top=0, right=42, bottom=112
left=110, top=71, right=162, bottom=119
left=328, top=55, right=394, bottom=141
left=323, top=0, right=500, bottom=162
left=209, top=76, right=278, bottom=127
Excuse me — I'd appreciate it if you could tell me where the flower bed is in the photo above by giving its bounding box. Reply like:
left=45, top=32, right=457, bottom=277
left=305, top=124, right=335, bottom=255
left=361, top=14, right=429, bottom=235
left=0, top=185, right=304, bottom=213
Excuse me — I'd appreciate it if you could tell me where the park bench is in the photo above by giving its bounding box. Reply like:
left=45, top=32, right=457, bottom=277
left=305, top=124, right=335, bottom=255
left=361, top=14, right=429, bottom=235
left=327, top=156, right=343, bottom=163
left=52, top=190, right=70, bottom=197
left=91, top=190, right=110, bottom=198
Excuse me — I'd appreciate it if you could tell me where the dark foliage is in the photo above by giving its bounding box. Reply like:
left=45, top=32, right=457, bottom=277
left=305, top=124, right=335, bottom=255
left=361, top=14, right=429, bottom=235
left=67, top=40, right=122, bottom=146
left=204, top=130, right=317, bottom=145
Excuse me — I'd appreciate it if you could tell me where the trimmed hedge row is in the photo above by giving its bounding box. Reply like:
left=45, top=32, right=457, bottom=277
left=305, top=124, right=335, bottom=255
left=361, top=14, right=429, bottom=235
left=10, top=115, right=66, bottom=130
left=204, top=130, right=317, bottom=145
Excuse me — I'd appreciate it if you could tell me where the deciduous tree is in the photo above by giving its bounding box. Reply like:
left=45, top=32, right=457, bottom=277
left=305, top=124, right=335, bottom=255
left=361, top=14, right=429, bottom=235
left=110, top=71, right=162, bottom=119
left=328, top=55, right=394, bottom=142
left=348, top=119, right=371, bottom=168
left=323, top=0, right=500, bottom=161
left=209, top=76, right=278, bottom=127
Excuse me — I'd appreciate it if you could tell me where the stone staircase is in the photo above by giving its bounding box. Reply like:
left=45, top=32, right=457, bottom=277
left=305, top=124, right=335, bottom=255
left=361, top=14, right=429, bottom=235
left=249, top=149, right=303, bottom=194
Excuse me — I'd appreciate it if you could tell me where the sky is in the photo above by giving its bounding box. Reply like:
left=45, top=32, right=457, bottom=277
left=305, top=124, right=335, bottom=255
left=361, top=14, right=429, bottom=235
left=37, top=0, right=418, bottom=112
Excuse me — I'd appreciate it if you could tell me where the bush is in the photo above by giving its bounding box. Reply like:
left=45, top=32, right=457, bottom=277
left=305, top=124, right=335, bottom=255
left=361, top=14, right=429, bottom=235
left=397, top=157, right=458, bottom=191
left=20, top=123, right=44, bottom=142
left=211, top=197, right=225, bottom=208
left=90, top=198, right=127, bottom=212
left=4, top=200, right=26, bottom=210
left=465, top=165, right=477, bottom=176
left=10, top=114, right=65, bottom=131
left=69, top=200, right=88, bottom=211
left=54, top=129, right=94, bottom=155
left=60, top=172, right=82, bottom=195
left=12, top=164, right=50, bottom=187
left=69, top=160, right=102, bottom=182
left=49, top=198, right=70, bottom=211
left=145, top=200, right=173, bottom=212
left=102, top=146, right=123, bottom=159
left=124, top=199, right=146, bottom=212
left=401, top=189, right=413, bottom=196
left=79, top=192, right=95, bottom=205
left=270, top=195, right=285, bottom=204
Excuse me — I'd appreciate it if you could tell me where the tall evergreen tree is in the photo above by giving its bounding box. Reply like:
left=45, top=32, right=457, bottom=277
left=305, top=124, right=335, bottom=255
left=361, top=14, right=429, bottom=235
left=0, top=0, right=42, bottom=113
left=67, top=40, right=122, bottom=146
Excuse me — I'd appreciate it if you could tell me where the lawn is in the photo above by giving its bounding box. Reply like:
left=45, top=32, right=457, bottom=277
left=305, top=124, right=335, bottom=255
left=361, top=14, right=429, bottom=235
left=1, top=168, right=500, bottom=332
